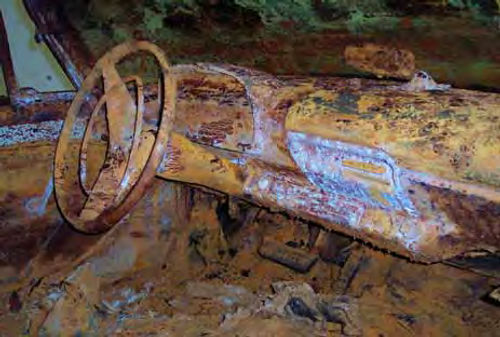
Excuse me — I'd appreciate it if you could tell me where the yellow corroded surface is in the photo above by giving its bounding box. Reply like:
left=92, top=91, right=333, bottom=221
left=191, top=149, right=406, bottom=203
left=286, top=88, right=500, bottom=188
left=158, top=132, right=245, bottom=196
left=342, top=159, right=387, bottom=174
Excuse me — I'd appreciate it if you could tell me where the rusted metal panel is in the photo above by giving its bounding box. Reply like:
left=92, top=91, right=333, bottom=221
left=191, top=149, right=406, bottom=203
left=0, top=142, right=63, bottom=278
left=173, top=70, right=254, bottom=152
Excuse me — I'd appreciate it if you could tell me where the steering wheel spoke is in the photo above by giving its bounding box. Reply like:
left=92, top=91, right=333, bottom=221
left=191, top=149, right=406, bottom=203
left=101, top=61, right=137, bottom=153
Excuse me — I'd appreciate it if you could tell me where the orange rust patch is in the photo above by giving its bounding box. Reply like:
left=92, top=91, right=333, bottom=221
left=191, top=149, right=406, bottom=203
left=344, top=43, right=415, bottom=79
left=197, top=119, right=234, bottom=145
left=163, top=141, right=184, bottom=174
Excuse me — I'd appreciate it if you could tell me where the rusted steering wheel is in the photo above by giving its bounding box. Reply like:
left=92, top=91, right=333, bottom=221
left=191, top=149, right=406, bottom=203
left=54, top=41, right=176, bottom=233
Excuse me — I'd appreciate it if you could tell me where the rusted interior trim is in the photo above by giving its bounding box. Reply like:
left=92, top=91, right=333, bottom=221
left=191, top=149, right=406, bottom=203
left=0, top=11, right=19, bottom=103
left=0, top=2, right=83, bottom=126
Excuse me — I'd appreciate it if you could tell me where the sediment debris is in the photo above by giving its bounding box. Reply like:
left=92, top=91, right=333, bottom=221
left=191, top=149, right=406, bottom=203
left=258, top=238, right=318, bottom=273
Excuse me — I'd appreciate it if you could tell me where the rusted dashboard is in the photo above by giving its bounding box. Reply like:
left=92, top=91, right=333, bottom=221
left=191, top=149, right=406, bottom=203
left=0, top=1, right=498, bottom=271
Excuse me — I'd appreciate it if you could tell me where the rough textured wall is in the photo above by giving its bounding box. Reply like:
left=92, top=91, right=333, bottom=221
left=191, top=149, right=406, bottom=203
left=60, top=0, right=500, bottom=89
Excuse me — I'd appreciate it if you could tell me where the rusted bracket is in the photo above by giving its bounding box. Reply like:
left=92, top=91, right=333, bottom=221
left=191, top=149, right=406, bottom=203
left=0, top=5, right=78, bottom=126
left=23, top=0, right=94, bottom=88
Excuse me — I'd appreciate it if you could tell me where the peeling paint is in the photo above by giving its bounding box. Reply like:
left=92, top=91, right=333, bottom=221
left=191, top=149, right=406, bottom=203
left=287, top=131, right=418, bottom=216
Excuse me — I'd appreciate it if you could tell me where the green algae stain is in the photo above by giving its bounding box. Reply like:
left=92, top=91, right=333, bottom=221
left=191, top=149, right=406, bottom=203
left=63, top=0, right=500, bottom=90
left=346, top=10, right=400, bottom=34
left=311, top=92, right=361, bottom=115
left=334, top=92, right=360, bottom=115
left=144, top=7, right=165, bottom=34
left=464, top=170, right=500, bottom=186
